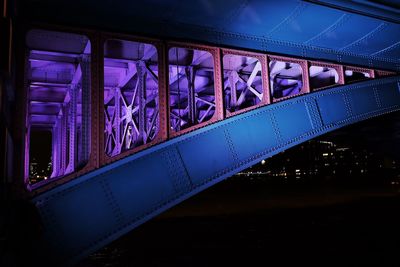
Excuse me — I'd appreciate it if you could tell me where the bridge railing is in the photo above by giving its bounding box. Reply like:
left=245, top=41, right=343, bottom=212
left=21, top=26, right=396, bottom=195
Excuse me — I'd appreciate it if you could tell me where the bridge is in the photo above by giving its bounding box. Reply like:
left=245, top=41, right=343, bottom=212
left=1, top=0, right=400, bottom=265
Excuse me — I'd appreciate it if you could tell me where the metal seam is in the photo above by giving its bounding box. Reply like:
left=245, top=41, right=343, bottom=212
left=223, top=128, right=239, bottom=163
left=305, top=14, right=350, bottom=45
left=267, top=2, right=308, bottom=37
left=67, top=103, right=400, bottom=261
left=340, top=23, right=387, bottom=51
left=35, top=77, right=400, bottom=204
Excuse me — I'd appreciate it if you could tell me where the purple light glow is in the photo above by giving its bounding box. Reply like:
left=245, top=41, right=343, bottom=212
left=309, top=65, right=339, bottom=90
left=269, top=60, right=303, bottom=100
left=168, top=47, right=216, bottom=132
left=103, top=39, right=159, bottom=157
left=344, top=68, right=372, bottom=83
left=223, top=54, right=263, bottom=113
left=25, top=30, right=91, bottom=184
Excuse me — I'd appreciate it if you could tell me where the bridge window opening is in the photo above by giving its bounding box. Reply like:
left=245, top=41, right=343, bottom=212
left=168, top=47, right=215, bottom=132
left=25, top=29, right=91, bottom=185
left=269, top=59, right=304, bottom=101
left=309, top=65, right=340, bottom=90
left=29, top=130, right=52, bottom=184
left=104, top=39, right=159, bottom=157
left=222, top=54, right=263, bottom=114
left=344, top=67, right=373, bottom=83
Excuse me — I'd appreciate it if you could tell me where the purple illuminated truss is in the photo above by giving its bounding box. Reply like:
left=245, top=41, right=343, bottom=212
left=24, top=29, right=391, bottom=187
left=344, top=67, right=373, bottom=83
left=269, top=60, right=303, bottom=100
left=104, top=40, right=159, bottom=157
left=26, top=30, right=91, bottom=183
left=222, top=54, right=263, bottom=113
left=309, top=65, right=339, bottom=90
left=168, top=47, right=216, bottom=132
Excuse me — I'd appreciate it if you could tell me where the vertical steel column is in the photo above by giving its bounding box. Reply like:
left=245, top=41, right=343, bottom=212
left=23, top=47, right=32, bottom=182
left=56, top=115, right=63, bottom=176
left=23, top=51, right=31, bottom=183
left=305, top=60, right=311, bottom=93
left=228, top=71, right=238, bottom=109
left=260, top=54, right=270, bottom=105
left=55, top=119, right=61, bottom=177
left=114, top=88, right=121, bottom=154
left=303, top=60, right=310, bottom=94
left=60, top=104, right=68, bottom=175
left=338, top=65, right=345, bottom=85
left=66, top=84, right=77, bottom=174
left=213, top=48, right=224, bottom=121
left=52, top=117, right=65, bottom=178
left=50, top=122, right=57, bottom=178
left=159, top=42, right=169, bottom=141
left=80, top=55, right=91, bottom=165
left=136, top=61, right=147, bottom=144
left=24, top=124, right=30, bottom=181
left=185, top=66, right=197, bottom=124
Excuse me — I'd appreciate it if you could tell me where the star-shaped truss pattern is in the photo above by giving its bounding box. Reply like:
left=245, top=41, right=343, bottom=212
left=104, top=61, right=159, bottom=157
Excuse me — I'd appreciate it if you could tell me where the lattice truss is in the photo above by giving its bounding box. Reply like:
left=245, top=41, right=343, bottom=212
left=168, top=48, right=216, bottom=132
left=222, top=55, right=263, bottom=113
left=104, top=41, right=159, bottom=156
left=26, top=29, right=91, bottom=180
left=269, top=61, right=303, bottom=99
left=309, top=65, right=339, bottom=89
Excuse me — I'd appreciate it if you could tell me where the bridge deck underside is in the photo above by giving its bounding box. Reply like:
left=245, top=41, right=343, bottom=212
left=33, top=76, right=400, bottom=265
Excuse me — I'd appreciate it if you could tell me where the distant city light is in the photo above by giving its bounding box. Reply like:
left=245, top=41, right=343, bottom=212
left=318, top=141, right=334, bottom=146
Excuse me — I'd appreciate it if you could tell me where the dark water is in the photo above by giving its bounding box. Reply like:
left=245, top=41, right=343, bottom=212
left=78, top=180, right=400, bottom=267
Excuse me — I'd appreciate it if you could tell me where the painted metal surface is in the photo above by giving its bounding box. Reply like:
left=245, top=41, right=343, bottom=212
left=103, top=39, right=160, bottom=157
left=19, top=0, right=400, bottom=192
left=23, top=26, right=397, bottom=197
left=222, top=49, right=269, bottom=116
left=308, top=60, right=344, bottom=90
left=21, top=27, right=100, bottom=195
left=12, top=0, right=400, bottom=264
left=268, top=55, right=310, bottom=101
left=167, top=42, right=224, bottom=138
left=18, top=0, right=400, bottom=71
left=306, top=0, right=400, bottom=23
left=98, top=34, right=167, bottom=168
left=32, top=75, right=400, bottom=265
left=25, top=30, right=93, bottom=187
left=167, top=46, right=216, bottom=132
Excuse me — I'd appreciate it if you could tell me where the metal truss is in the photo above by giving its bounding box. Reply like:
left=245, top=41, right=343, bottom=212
left=268, top=56, right=310, bottom=101
left=23, top=29, right=397, bottom=192
left=33, top=76, right=400, bottom=265
left=103, top=41, right=160, bottom=157
left=168, top=47, right=216, bottom=132
left=25, top=30, right=92, bottom=186
left=223, top=53, right=263, bottom=114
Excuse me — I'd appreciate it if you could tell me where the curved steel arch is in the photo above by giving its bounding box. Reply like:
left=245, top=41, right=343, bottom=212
left=32, top=76, right=400, bottom=265
left=18, top=0, right=400, bottom=71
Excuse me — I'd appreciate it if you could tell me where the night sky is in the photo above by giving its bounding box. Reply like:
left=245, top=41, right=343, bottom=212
left=324, top=110, right=400, bottom=160
left=29, top=130, right=52, bottom=177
